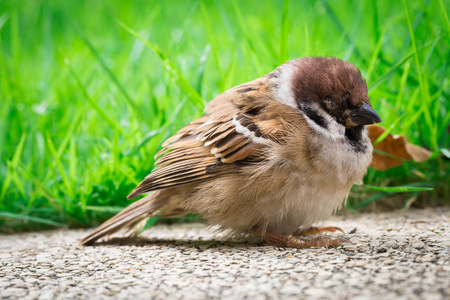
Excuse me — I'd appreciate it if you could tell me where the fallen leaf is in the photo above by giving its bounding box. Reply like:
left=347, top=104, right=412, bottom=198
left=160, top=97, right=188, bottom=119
left=367, top=125, right=432, bottom=171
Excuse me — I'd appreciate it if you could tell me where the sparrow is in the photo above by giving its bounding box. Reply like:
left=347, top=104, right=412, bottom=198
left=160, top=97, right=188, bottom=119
left=81, top=57, right=382, bottom=248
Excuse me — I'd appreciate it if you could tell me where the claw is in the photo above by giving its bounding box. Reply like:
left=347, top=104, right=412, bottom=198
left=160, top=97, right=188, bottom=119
left=253, top=229, right=352, bottom=249
left=295, top=226, right=345, bottom=236
left=295, top=226, right=322, bottom=236
left=319, top=226, right=345, bottom=234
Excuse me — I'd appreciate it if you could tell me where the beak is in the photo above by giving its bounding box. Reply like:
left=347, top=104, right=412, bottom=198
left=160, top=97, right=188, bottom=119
left=347, top=102, right=382, bottom=127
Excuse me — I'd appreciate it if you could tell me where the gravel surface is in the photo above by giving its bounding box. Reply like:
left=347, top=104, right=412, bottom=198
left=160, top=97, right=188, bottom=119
left=1, top=207, right=449, bottom=300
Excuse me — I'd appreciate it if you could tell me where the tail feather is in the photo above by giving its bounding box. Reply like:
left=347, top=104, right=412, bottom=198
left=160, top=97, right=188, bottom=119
left=80, top=193, right=168, bottom=246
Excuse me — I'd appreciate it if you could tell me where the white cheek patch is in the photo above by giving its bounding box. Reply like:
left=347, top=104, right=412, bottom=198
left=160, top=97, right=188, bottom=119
left=300, top=102, right=345, bottom=140
left=270, top=62, right=298, bottom=109
left=232, top=116, right=271, bottom=145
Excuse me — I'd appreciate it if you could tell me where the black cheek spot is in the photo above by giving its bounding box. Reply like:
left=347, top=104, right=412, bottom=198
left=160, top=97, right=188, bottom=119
left=345, top=126, right=367, bottom=153
left=303, top=106, right=328, bottom=129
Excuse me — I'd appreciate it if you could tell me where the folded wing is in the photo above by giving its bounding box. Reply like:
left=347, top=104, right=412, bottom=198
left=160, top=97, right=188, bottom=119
left=127, top=76, right=302, bottom=199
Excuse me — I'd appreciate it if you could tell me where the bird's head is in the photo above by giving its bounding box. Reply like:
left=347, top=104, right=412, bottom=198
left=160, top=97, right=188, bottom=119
left=289, top=57, right=381, bottom=130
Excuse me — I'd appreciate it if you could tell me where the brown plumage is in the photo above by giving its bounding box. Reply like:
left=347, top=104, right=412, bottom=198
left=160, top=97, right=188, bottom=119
left=81, top=57, right=381, bottom=248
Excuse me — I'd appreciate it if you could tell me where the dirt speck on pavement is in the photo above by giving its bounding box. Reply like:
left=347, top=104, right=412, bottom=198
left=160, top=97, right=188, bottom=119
left=1, top=207, right=449, bottom=299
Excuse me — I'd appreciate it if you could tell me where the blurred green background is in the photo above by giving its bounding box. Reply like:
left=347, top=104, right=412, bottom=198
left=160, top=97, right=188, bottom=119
left=0, top=0, right=449, bottom=232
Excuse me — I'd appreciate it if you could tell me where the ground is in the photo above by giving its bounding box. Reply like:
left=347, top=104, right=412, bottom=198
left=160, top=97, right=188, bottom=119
left=0, top=207, right=449, bottom=300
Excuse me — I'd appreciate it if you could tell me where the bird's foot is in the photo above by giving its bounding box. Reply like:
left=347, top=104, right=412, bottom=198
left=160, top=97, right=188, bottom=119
left=294, top=226, right=345, bottom=236
left=253, top=230, right=352, bottom=249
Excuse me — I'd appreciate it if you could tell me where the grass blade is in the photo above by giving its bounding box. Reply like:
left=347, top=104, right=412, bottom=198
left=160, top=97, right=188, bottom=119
left=0, top=133, right=26, bottom=202
left=17, top=167, right=66, bottom=216
left=403, top=0, right=435, bottom=148
left=368, top=53, right=413, bottom=93
left=84, top=206, right=124, bottom=213
left=363, top=184, right=433, bottom=192
left=64, top=58, right=124, bottom=134
left=0, top=211, right=65, bottom=227
left=196, top=44, right=211, bottom=94
left=200, top=1, right=223, bottom=76
left=123, top=129, right=163, bottom=156
left=366, top=30, right=385, bottom=81
left=319, top=0, right=363, bottom=62
left=46, top=133, right=74, bottom=198
left=395, top=59, right=411, bottom=108
left=69, top=138, right=77, bottom=183
left=0, top=12, right=9, bottom=30
left=117, top=20, right=204, bottom=109
left=438, top=0, right=450, bottom=44
left=351, top=192, right=389, bottom=209
left=56, top=110, right=83, bottom=158
left=74, top=26, right=146, bottom=121
left=279, top=0, right=289, bottom=64
left=372, top=113, right=405, bottom=146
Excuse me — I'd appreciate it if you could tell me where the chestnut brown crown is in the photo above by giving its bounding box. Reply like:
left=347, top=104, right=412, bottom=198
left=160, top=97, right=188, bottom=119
left=291, top=57, right=381, bottom=127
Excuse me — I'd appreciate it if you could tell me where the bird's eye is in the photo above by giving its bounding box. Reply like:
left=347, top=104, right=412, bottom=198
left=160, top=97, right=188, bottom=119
left=323, top=99, right=338, bottom=111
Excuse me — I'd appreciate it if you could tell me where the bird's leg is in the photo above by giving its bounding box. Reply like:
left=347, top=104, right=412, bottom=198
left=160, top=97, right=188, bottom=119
left=251, top=229, right=352, bottom=249
left=294, top=226, right=345, bottom=236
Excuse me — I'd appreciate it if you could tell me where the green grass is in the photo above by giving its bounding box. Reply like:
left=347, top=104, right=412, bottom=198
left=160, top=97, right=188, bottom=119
left=0, top=0, right=449, bottom=232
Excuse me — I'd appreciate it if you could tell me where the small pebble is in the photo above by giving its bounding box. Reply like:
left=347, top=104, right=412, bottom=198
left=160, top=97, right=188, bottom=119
left=412, top=241, right=425, bottom=249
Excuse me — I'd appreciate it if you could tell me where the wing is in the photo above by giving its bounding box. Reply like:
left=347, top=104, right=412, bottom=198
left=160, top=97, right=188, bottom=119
left=127, top=76, right=303, bottom=199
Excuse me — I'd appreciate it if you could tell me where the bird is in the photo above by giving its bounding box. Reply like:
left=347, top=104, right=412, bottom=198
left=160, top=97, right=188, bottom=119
left=81, top=57, right=382, bottom=248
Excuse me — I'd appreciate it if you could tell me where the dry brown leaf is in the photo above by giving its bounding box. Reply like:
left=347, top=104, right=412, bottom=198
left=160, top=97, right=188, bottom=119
left=367, top=125, right=432, bottom=171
